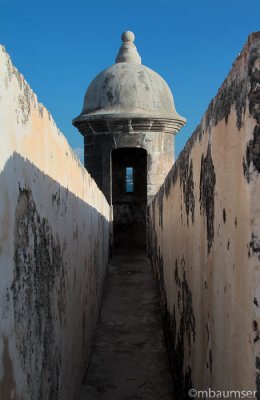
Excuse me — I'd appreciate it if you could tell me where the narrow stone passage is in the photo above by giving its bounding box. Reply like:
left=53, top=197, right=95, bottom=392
left=79, top=250, right=174, bottom=400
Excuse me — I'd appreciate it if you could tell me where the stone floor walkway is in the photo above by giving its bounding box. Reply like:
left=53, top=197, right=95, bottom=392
left=79, top=250, right=174, bottom=400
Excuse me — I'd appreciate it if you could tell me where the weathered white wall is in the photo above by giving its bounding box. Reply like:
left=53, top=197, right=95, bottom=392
left=148, top=32, right=260, bottom=398
left=0, top=45, right=110, bottom=400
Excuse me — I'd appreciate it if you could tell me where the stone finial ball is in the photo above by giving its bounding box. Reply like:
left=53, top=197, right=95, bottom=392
left=121, top=31, right=135, bottom=43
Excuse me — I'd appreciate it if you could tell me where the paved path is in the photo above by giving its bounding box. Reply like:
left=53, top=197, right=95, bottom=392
left=79, top=250, right=174, bottom=400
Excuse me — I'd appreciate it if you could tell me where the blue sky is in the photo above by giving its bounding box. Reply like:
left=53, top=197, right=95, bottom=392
left=1, top=0, right=259, bottom=160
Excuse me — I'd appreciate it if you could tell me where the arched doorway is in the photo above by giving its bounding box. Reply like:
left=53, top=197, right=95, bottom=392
left=111, top=147, right=147, bottom=248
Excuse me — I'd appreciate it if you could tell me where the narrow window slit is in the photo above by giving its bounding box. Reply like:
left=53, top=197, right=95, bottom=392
left=126, top=167, right=134, bottom=193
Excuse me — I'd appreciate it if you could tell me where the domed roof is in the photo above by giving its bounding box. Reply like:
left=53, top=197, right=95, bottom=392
left=73, top=31, right=186, bottom=135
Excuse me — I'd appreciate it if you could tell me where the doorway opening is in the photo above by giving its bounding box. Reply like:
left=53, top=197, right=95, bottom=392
left=111, top=147, right=147, bottom=249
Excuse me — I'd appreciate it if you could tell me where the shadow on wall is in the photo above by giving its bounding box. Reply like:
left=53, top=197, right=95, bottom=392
left=0, top=152, right=109, bottom=400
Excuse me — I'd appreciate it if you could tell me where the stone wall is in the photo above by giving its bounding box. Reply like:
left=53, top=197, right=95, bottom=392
left=148, top=32, right=260, bottom=399
left=83, top=130, right=174, bottom=204
left=0, top=46, right=110, bottom=400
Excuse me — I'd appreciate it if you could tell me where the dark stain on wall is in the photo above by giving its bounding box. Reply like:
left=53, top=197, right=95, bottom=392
left=256, top=356, right=260, bottom=400
left=199, top=144, right=216, bottom=253
left=256, top=375, right=260, bottom=400
left=223, top=208, right=226, bottom=223
left=206, top=323, right=209, bottom=343
left=165, top=258, right=195, bottom=400
left=243, top=36, right=260, bottom=182
left=3, top=48, right=38, bottom=124
left=250, top=233, right=260, bottom=261
left=177, top=263, right=196, bottom=348
left=52, top=189, right=61, bottom=208
left=147, top=218, right=195, bottom=400
left=205, top=76, right=247, bottom=131
left=179, top=158, right=195, bottom=225
left=253, top=320, right=260, bottom=343
left=160, top=136, right=196, bottom=229
left=202, top=36, right=260, bottom=132
left=158, top=189, right=165, bottom=228
left=209, top=349, right=213, bottom=373
left=243, top=126, right=260, bottom=182
left=11, top=187, right=66, bottom=400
